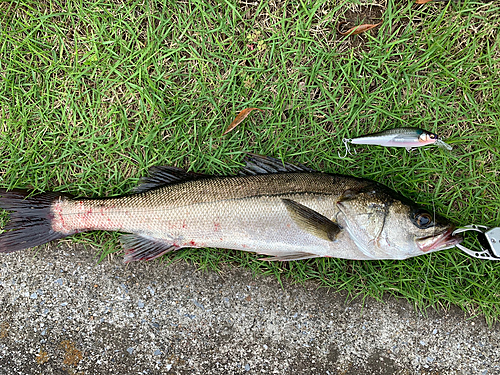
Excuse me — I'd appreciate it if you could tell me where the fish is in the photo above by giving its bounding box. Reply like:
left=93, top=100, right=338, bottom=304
left=340, top=128, right=452, bottom=157
left=0, top=155, right=462, bottom=262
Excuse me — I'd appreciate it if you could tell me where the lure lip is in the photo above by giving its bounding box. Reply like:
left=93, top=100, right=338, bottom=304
left=435, top=139, right=453, bottom=151
left=417, top=227, right=463, bottom=253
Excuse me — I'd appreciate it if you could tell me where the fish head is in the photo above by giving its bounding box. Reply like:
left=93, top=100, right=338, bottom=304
left=336, top=185, right=462, bottom=259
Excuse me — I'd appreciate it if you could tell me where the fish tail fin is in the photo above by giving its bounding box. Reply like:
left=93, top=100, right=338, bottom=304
left=0, top=189, right=73, bottom=253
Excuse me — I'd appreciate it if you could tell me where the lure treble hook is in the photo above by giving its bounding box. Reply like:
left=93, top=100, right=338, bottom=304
left=338, top=138, right=357, bottom=159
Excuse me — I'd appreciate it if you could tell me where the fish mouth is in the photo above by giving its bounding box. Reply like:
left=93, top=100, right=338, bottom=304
left=417, top=227, right=463, bottom=253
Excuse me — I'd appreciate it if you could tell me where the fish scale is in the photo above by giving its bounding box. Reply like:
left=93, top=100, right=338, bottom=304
left=51, top=173, right=366, bottom=258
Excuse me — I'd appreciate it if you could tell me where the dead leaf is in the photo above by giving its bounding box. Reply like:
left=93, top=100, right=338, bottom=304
left=415, top=0, right=433, bottom=3
left=338, top=22, right=382, bottom=36
left=223, top=108, right=263, bottom=135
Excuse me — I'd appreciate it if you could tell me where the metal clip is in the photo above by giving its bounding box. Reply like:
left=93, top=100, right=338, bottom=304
left=452, top=225, right=500, bottom=260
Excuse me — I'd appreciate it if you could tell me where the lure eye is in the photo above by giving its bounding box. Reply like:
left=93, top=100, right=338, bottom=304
left=419, top=132, right=438, bottom=142
left=411, top=210, right=434, bottom=229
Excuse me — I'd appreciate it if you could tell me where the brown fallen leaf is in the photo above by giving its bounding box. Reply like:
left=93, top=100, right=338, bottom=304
left=338, top=21, right=382, bottom=36
left=415, top=0, right=433, bottom=3
left=223, top=108, right=263, bottom=135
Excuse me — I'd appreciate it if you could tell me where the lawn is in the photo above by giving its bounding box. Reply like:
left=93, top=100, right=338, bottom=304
left=1, top=0, right=499, bottom=321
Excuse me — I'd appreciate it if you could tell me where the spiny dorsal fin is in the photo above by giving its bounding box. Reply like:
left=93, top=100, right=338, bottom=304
left=134, top=166, right=209, bottom=193
left=282, top=199, right=341, bottom=242
left=239, top=154, right=314, bottom=176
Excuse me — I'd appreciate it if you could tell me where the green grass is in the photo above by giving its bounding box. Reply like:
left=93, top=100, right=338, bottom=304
left=1, top=0, right=500, bottom=321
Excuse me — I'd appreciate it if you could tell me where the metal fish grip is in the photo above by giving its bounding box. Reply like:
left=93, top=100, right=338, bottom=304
left=452, top=225, right=500, bottom=260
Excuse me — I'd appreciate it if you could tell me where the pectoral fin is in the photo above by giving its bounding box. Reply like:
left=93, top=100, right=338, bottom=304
left=282, top=199, right=341, bottom=241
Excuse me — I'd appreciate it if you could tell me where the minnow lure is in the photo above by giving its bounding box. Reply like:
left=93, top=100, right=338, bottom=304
left=339, top=128, right=452, bottom=157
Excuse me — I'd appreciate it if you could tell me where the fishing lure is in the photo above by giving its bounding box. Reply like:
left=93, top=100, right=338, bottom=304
left=339, top=127, right=452, bottom=158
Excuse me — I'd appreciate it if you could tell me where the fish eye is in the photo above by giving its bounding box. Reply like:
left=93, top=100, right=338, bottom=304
left=429, top=133, right=437, bottom=139
left=411, top=210, right=434, bottom=229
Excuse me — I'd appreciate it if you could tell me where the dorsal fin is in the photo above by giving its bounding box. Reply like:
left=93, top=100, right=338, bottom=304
left=239, top=154, right=314, bottom=176
left=133, top=166, right=209, bottom=193
left=135, top=155, right=313, bottom=192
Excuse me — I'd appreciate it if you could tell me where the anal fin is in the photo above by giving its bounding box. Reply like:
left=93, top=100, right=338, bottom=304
left=121, top=234, right=179, bottom=263
left=258, top=251, right=320, bottom=261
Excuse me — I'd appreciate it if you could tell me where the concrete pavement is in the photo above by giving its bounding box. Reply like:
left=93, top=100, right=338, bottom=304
left=0, top=243, right=498, bottom=374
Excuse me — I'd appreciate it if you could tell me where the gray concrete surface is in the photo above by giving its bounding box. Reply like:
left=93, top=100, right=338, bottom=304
left=0, top=243, right=499, bottom=375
